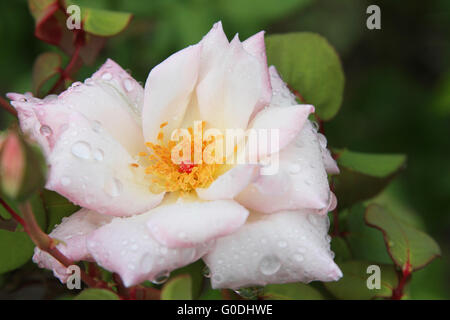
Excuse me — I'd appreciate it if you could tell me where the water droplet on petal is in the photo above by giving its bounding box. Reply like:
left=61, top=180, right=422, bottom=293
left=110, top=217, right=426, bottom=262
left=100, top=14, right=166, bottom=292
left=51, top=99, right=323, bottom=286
left=61, top=176, right=71, bottom=186
left=104, top=178, right=123, bottom=197
left=123, top=78, right=134, bottom=92
left=259, top=255, right=281, bottom=275
left=152, top=270, right=170, bottom=284
left=202, top=266, right=211, bottom=278
left=71, top=141, right=91, bottom=160
left=92, top=120, right=103, bottom=133
left=308, top=213, right=320, bottom=226
left=317, top=133, right=327, bottom=148
left=102, top=72, right=112, bottom=80
left=93, top=148, right=104, bottom=161
left=293, top=253, right=304, bottom=262
left=40, top=125, right=52, bottom=137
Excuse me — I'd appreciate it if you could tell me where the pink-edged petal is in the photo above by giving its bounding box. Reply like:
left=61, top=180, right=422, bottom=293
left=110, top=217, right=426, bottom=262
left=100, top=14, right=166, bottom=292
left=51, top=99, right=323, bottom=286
left=203, top=210, right=342, bottom=289
left=46, top=112, right=164, bottom=216
left=142, top=44, right=201, bottom=143
left=198, top=21, right=230, bottom=80
left=196, top=164, right=259, bottom=201
left=196, top=34, right=265, bottom=132
left=236, top=121, right=333, bottom=214
left=8, top=93, right=51, bottom=155
left=87, top=212, right=212, bottom=287
left=243, top=31, right=272, bottom=118
left=267, top=65, right=298, bottom=108
left=32, top=209, right=112, bottom=283
left=248, top=104, right=315, bottom=158
left=147, top=199, right=249, bottom=248
left=9, top=59, right=145, bottom=156
left=317, top=132, right=340, bottom=175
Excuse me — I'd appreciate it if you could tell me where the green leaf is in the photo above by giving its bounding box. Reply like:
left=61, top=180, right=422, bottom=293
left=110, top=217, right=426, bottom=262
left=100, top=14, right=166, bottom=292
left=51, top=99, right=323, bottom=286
left=161, top=274, right=193, bottom=300
left=266, top=32, right=344, bottom=120
left=66, top=0, right=132, bottom=37
left=41, top=190, right=79, bottom=233
left=219, top=0, right=311, bottom=35
left=32, top=52, right=62, bottom=97
left=74, top=288, right=119, bottom=300
left=324, top=261, right=398, bottom=299
left=330, top=236, right=352, bottom=263
left=333, top=149, right=406, bottom=209
left=344, top=205, right=392, bottom=264
left=263, top=283, right=324, bottom=300
left=365, top=204, right=441, bottom=272
left=0, top=230, right=34, bottom=274
left=171, top=260, right=204, bottom=299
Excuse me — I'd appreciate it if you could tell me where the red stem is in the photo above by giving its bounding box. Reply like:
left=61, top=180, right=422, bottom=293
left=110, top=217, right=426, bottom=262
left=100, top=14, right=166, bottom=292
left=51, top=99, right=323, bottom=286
left=48, top=30, right=84, bottom=95
left=0, top=197, right=103, bottom=289
left=0, top=97, right=17, bottom=117
left=391, top=261, right=412, bottom=300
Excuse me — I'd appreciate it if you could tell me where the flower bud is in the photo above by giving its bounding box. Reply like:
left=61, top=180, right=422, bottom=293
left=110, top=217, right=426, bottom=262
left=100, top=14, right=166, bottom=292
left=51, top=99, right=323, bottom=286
left=0, top=130, right=47, bottom=201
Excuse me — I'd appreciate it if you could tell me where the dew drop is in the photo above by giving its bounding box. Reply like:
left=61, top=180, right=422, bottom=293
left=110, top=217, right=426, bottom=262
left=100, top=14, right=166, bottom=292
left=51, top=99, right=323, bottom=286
left=317, top=133, right=327, bottom=148
left=293, top=253, right=304, bottom=262
left=212, top=274, right=223, bottom=283
left=93, top=148, right=104, bottom=161
left=152, top=270, right=170, bottom=285
left=61, top=176, right=71, bottom=186
left=71, top=141, right=91, bottom=160
left=308, top=213, right=320, bottom=226
left=92, top=120, right=103, bottom=133
left=40, top=125, right=52, bottom=137
left=123, top=78, right=134, bottom=92
left=102, top=72, right=112, bottom=80
left=104, top=178, right=123, bottom=197
left=202, top=265, right=211, bottom=278
left=259, top=255, right=281, bottom=275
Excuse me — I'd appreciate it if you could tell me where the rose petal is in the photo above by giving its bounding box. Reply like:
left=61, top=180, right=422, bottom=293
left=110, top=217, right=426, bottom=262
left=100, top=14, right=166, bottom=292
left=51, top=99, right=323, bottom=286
left=196, top=164, right=259, bottom=201
left=46, top=112, right=164, bottom=216
left=236, top=121, right=333, bottom=214
left=243, top=31, right=272, bottom=119
left=147, top=198, right=249, bottom=248
left=87, top=212, right=212, bottom=287
left=204, top=210, right=342, bottom=289
left=32, top=209, right=112, bottom=283
left=10, top=59, right=145, bottom=156
left=267, top=65, right=298, bottom=108
left=142, top=44, right=201, bottom=143
left=248, top=104, right=315, bottom=158
left=196, top=34, right=265, bottom=132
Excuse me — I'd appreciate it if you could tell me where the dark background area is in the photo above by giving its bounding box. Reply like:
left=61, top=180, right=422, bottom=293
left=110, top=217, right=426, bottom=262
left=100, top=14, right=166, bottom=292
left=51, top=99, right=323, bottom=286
left=0, top=0, right=449, bottom=299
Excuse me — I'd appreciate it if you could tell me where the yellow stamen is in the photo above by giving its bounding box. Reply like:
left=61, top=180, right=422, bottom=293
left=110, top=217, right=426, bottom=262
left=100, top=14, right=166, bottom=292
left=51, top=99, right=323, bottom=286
left=140, top=121, right=221, bottom=194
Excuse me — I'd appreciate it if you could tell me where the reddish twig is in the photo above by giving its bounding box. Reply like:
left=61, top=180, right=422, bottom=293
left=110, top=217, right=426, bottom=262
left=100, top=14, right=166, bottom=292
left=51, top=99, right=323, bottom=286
left=48, top=30, right=84, bottom=95
left=0, top=96, right=17, bottom=117
left=0, top=197, right=103, bottom=289
left=391, top=258, right=412, bottom=300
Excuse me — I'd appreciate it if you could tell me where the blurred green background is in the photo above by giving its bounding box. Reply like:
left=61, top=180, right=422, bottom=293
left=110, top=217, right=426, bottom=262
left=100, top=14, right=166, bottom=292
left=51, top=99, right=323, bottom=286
left=0, top=0, right=449, bottom=299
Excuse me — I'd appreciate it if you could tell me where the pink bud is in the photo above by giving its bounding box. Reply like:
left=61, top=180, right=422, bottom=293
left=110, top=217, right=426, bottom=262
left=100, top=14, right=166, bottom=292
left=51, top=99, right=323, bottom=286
left=0, top=131, right=25, bottom=198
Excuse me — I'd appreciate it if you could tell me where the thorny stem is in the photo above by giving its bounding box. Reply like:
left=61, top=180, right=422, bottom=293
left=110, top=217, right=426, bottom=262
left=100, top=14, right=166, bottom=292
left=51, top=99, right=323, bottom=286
left=0, top=97, right=17, bottom=118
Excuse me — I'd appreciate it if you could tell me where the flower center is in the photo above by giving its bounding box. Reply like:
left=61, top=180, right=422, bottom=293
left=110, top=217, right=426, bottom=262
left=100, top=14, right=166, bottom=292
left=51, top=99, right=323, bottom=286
left=133, top=121, right=221, bottom=194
